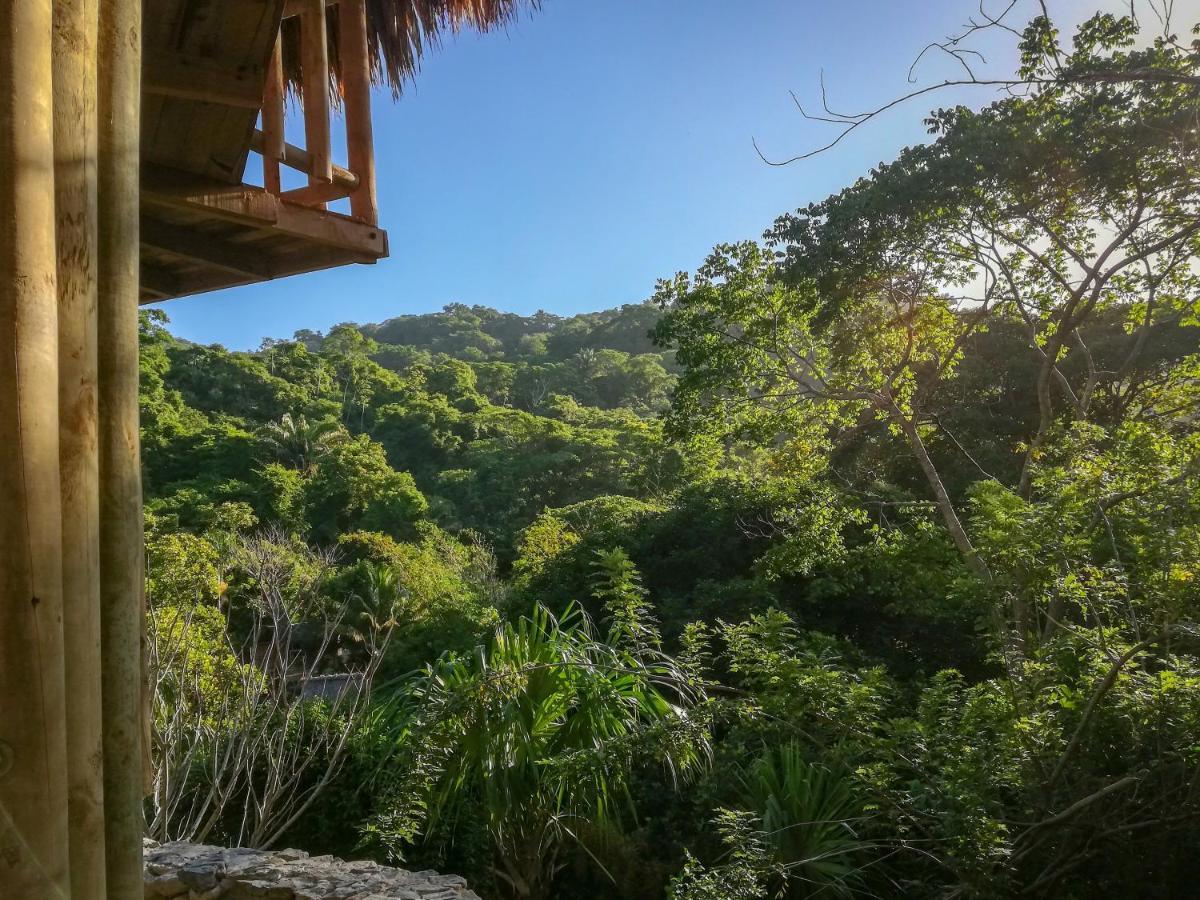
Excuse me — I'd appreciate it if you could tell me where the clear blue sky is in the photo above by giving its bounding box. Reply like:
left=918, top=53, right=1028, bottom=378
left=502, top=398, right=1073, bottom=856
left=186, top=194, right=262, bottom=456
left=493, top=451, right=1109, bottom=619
left=154, top=0, right=1107, bottom=349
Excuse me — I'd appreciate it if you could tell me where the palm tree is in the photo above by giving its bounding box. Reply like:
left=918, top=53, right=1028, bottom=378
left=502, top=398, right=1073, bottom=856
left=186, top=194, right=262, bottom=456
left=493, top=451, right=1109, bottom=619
left=573, top=347, right=599, bottom=378
left=258, top=413, right=344, bottom=471
left=348, top=561, right=406, bottom=646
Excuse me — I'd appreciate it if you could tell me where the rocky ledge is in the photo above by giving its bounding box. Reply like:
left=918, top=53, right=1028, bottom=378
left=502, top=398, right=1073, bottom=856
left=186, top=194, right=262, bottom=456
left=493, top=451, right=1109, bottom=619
left=143, top=839, right=480, bottom=900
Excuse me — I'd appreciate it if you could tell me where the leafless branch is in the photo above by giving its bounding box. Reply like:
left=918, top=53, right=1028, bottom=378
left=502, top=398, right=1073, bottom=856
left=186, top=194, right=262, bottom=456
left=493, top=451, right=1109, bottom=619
left=147, top=532, right=393, bottom=848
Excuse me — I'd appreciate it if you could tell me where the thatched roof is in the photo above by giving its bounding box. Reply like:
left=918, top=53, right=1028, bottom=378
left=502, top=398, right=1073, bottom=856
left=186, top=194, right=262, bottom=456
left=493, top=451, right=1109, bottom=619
left=282, top=0, right=542, bottom=96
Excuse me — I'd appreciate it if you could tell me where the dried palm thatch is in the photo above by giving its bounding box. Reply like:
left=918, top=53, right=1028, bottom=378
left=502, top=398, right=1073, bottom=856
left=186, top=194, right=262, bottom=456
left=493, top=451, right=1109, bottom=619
left=282, top=0, right=541, bottom=97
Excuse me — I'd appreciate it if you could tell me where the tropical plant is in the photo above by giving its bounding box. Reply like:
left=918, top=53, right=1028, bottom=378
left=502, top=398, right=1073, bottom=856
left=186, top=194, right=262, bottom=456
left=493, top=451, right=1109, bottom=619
left=667, top=810, right=779, bottom=900
left=351, top=561, right=407, bottom=637
left=367, top=559, right=711, bottom=899
left=738, top=742, right=869, bottom=899
left=258, top=413, right=345, bottom=471
left=132, top=12, right=1200, bottom=890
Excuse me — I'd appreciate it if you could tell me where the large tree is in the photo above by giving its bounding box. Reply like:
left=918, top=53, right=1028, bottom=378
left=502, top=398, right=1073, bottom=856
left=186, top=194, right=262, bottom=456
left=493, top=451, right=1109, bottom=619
left=657, top=13, right=1199, bottom=590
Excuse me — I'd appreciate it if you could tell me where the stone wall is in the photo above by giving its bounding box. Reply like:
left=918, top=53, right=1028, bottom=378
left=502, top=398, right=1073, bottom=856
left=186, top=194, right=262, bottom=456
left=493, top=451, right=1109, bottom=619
left=143, top=839, right=481, bottom=900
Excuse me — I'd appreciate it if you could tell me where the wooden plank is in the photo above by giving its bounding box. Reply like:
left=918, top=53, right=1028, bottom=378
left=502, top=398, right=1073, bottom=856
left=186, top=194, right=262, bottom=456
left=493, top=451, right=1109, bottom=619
left=143, top=49, right=264, bottom=109
left=340, top=0, right=377, bottom=224
left=140, top=0, right=286, bottom=184
left=300, top=0, right=333, bottom=192
left=142, top=0, right=280, bottom=55
left=262, top=37, right=285, bottom=194
left=140, top=216, right=276, bottom=280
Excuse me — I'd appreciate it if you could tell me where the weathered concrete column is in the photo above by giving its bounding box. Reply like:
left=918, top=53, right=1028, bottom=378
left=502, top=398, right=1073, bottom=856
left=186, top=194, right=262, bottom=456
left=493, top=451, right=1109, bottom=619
left=98, top=0, right=146, bottom=892
left=0, top=0, right=72, bottom=896
left=54, top=0, right=108, bottom=895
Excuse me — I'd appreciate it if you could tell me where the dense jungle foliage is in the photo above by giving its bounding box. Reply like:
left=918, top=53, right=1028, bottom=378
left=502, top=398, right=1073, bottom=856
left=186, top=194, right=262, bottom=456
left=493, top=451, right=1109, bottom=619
left=145, top=10, right=1200, bottom=899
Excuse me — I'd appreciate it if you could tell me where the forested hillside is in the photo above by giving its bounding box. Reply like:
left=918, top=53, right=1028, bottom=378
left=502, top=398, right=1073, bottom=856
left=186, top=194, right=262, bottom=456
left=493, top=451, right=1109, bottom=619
left=145, top=10, right=1200, bottom=900
left=143, top=301, right=690, bottom=559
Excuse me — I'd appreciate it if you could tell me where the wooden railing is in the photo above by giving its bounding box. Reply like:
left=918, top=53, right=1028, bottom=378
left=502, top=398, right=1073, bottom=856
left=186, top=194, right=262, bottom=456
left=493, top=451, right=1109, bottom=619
left=258, top=0, right=378, bottom=225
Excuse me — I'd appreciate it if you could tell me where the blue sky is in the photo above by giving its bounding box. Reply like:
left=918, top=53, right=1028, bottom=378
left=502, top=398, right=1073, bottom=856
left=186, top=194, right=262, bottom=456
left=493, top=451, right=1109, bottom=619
left=155, top=0, right=1109, bottom=349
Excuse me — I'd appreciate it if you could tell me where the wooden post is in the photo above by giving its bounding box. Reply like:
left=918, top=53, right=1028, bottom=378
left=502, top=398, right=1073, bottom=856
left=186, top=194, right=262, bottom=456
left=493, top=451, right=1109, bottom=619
left=0, top=0, right=72, bottom=896
left=262, top=35, right=285, bottom=195
left=54, top=0, right=108, bottom=895
left=301, top=0, right=333, bottom=203
left=98, top=0, right=146, bottom=893
left=340, top=0, right=377, bottom=224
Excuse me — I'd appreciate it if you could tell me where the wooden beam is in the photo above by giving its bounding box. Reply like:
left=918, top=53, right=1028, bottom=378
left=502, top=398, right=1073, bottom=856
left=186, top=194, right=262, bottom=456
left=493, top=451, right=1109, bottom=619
left=144, top=181, right=281, bottom=225
left=300, top=0, right=333, bottom=193
left=53, top=0, right=107, bottom=894
left=99, top=0, right=148, bottom=892
left=273, top=199, right=388, bottom=257
left=141, top=162, right=252, bottom=199
left=148, top=244, right=380, bottom=302
left=283, top=0, right=337, bottom=18
left=141, top=217, right=275, bottom=280
left=340, top=0, right=378, bottom=224
left=142, top=49, right=264, bottom=109
left=0, top=1, right=71, bottom=895
left=279, top=180, right=353, bottom=206
left=142, top=184, right=388, bottom=258
left=139, top=285, right=173, bottom=303
left=262, top=37, right=285, bottom=194
left=140, top=242, right=380, bottom=303
left=249, top=130, right=359, bottom=191
left=138, top=262, right=183, bottom=300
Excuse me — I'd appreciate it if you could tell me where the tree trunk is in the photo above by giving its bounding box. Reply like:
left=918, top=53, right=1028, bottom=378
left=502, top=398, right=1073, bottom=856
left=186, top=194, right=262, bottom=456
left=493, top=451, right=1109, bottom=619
left=891, top=407, right=992, bottom=583
left=1018, top=336, right=1063, bottom=499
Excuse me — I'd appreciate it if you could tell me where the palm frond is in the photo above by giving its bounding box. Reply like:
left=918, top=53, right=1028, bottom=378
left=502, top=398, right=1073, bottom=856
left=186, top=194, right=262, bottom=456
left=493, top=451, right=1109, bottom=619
left=282, top=0, right=542, bottom=96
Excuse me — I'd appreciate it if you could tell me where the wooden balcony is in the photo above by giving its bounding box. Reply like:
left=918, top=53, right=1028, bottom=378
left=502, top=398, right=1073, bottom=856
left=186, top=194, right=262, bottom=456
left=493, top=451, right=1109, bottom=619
left=140, top=0, right=387, bottom=303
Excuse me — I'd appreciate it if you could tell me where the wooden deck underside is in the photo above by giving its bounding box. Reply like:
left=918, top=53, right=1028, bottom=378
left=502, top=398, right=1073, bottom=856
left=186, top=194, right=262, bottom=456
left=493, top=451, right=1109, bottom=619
left=140, top=0, right=388, bottom=303
left=140, top=167, right=388, bottom=304
left=142, top=0, right=285, bottom=185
